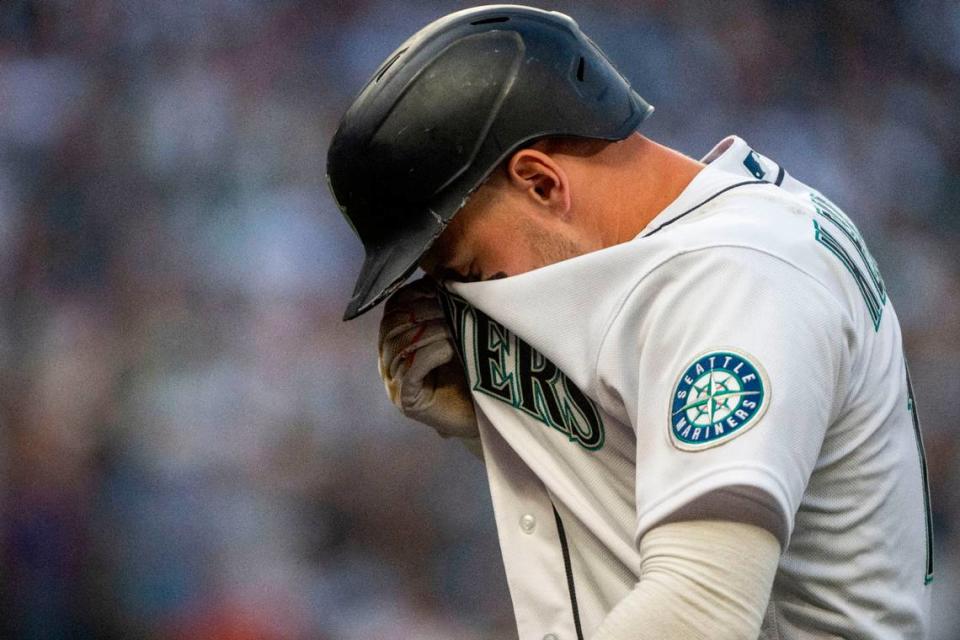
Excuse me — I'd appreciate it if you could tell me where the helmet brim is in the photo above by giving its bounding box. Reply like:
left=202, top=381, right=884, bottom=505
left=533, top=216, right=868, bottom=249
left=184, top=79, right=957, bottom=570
left=342, top=211, right=445, bottom=320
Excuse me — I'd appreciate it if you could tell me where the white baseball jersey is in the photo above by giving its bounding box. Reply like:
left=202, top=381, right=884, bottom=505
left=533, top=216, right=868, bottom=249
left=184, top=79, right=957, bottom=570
left=438, top=136, right=933, bottom=639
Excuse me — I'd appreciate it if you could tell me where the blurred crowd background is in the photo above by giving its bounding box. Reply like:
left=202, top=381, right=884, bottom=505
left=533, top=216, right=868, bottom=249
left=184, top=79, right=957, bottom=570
left=0, top=0, right=957, bottom=638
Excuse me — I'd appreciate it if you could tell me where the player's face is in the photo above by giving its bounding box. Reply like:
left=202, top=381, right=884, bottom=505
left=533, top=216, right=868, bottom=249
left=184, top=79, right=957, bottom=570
left=420, top=188, right=588, bottom=283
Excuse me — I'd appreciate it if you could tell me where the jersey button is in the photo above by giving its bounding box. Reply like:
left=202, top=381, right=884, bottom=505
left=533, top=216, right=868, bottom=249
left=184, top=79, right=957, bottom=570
left=543, top=634, right=559, bottom=640
left=520, top=514, right=537, bottom=534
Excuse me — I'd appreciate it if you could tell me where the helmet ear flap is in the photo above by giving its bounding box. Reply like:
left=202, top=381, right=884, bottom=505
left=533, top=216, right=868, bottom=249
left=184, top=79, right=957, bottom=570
left=327, top=5, right=654, bottom=320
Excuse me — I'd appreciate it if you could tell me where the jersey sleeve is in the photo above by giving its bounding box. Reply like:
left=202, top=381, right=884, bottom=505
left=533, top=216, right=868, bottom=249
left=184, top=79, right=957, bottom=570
left=598, top=245, right=853, bottom=548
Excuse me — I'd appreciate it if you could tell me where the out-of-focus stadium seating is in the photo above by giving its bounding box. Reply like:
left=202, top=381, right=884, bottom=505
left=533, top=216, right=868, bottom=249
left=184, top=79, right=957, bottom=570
left=0, top=1, right=957, bottom=638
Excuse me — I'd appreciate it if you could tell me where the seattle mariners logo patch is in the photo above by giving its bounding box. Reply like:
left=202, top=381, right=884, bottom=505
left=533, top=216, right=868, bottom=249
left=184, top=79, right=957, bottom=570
left=669, top=350, right=769, bottom=450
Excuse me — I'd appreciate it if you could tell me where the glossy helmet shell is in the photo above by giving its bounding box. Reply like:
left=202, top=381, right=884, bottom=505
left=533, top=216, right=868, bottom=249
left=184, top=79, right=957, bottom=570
left=327, top=4, right=653, bottom=319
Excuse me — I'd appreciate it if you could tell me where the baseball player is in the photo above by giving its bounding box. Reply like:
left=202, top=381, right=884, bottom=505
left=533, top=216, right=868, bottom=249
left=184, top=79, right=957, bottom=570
left=327, top=6, right=933, bottom=639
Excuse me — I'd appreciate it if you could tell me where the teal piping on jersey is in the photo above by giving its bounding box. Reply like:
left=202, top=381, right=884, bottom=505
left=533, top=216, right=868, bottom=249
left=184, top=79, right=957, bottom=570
left=641, top=180, right=770, bottom=238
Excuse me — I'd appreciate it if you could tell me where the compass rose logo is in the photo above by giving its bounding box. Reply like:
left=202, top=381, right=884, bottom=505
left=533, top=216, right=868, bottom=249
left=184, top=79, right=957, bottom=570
left=669, top=350, right=769, bottom=450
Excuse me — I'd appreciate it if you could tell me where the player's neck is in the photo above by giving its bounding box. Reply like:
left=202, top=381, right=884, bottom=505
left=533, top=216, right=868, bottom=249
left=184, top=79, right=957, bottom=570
left=594, top=135, right=704, bottom=247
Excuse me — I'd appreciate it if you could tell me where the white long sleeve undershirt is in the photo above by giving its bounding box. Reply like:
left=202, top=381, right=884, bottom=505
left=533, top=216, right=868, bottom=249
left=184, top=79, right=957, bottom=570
left=590, top=520, right=781, bottom=640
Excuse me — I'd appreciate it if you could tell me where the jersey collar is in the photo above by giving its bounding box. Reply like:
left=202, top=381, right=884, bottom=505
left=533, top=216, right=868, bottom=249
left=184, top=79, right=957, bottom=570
left=637, top=136, right=782, bottom=238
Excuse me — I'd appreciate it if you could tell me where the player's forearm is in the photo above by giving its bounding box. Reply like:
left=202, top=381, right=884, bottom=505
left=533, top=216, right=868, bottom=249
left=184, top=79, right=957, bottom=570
left=590, top=520, right=780, bottom=640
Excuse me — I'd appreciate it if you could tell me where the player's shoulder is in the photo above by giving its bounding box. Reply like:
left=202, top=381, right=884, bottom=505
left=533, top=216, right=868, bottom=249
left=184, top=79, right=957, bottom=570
left=599, top=159, right=853, bottom=360
left=634, top=136, right=828, bottom=282
left=595, top=136, right=865, bottom=353
left=645, top=186, right=818, bottom=273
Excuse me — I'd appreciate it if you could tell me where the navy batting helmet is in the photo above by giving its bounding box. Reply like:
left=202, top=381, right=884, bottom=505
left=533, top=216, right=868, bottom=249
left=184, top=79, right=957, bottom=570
left=327, top=4, right=653, bottom=320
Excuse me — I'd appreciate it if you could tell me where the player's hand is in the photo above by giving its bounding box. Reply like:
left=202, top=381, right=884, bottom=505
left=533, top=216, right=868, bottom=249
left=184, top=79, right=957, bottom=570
left=378, top=277, right=479, bottom=439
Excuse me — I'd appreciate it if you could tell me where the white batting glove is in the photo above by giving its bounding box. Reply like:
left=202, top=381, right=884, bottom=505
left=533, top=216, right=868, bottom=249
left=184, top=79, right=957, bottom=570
left=378, top=277, right=479, bottom=440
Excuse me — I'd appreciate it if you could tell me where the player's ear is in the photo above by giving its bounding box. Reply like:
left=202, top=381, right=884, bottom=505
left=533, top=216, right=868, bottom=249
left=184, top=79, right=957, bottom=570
left=506, top=148, right=572, bottom=218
